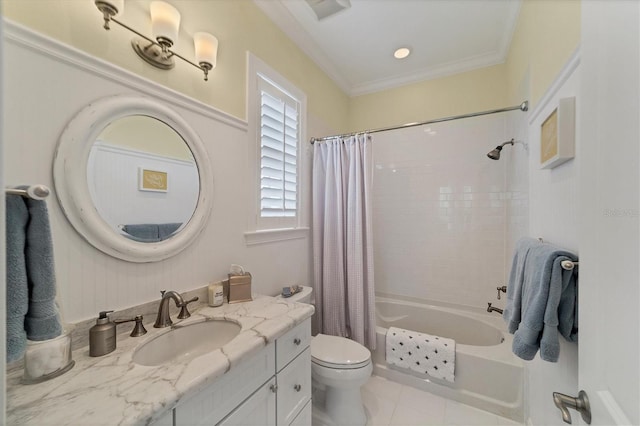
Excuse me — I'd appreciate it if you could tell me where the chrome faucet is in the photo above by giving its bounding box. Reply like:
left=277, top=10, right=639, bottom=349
left=487, top=302, right=503, bottom=315
left=154, top=290, right=199, bottom=328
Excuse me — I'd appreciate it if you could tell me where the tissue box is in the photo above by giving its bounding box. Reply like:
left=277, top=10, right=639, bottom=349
left=228, top=272, right=252, bottom=303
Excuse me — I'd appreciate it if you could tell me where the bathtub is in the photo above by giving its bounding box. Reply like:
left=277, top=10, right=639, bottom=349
left=373, top=296, right=523, bottom=422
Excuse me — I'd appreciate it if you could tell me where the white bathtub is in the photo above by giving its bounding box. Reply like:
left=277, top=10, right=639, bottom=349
left=373, top=296, right=523, bottom=422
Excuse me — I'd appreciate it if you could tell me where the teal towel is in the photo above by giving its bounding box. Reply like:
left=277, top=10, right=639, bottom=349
left=122, top=224, right=159, bottom=242
left=158, top=222, right=181, bottom=240
left=23, top=195, right=63, bottom=341
left=5, top=193, right=62, bottom=362
left=502, top=237, right=540, bottom=334
left=122, top=223, right=182, bottom=242
left=503, top=237, right=578, bottom=362
left=6, top=196, right=29, bottom=362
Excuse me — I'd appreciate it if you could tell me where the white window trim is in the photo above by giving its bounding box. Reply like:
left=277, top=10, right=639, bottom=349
left=245, top=52, right=308, bottom=245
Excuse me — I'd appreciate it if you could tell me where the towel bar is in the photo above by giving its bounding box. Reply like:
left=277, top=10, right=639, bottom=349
left=537, top=238, right=578, bottom=270
left=5, top=184, right=50, bottom=200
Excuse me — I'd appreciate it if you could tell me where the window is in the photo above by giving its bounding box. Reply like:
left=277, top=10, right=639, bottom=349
left=246, top=53, right=308, bottom=244
left=259, top=80, right=299, bottom=220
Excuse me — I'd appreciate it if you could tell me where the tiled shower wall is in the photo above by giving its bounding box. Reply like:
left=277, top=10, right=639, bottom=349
left=372, top=113, right=527, bottom=309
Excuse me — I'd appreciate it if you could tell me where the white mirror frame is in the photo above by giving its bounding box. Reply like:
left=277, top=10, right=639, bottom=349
left=53, top=95, right=213, bottom=263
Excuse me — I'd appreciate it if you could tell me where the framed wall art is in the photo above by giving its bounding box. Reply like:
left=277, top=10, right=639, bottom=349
left=540, top=96, right=575, bottom=169
left=139, top=168, right=168, bottom=192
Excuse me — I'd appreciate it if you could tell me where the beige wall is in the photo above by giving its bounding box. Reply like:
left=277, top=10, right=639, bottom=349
left=348, top=0, right=580, bottom=133
left=3, top=0, right=579, bottom=136
left=348, top=64, right=508, bottom=132
left=2, top=0, right=350, bottom=133
left=99, top=115, right=194, bottom=160
left=506, top=0, right=581, bottom=106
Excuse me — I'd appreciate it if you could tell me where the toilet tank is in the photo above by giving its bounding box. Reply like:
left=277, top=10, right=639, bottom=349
left=277, top=286, right=313, bottom=304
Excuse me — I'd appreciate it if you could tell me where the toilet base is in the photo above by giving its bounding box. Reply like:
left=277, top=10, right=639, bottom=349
left=325, top=385, right=367, bottom=426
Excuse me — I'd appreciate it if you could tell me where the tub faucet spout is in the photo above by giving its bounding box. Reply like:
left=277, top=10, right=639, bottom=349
left=487, top=303, right=503, bottom=315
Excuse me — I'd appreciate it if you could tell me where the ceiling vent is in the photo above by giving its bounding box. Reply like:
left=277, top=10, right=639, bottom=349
left=305, top=0, right=351, bottom=20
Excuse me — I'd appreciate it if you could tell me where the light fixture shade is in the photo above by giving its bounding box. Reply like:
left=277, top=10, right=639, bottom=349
left=194, top=32, right=219, bottom=68
left=150, top=1, right=181, bottom=44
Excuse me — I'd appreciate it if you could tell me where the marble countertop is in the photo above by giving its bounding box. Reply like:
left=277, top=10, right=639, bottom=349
left=6, top=295, right=314, bottom=426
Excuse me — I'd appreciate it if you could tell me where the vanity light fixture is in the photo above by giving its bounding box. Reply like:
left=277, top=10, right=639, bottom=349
left=94, top=0, right=218, bottom=81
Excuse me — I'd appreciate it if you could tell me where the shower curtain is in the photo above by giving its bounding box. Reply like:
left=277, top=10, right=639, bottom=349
left=312, top=134, right=376, bottom=350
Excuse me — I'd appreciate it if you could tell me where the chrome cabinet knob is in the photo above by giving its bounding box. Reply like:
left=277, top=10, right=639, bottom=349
left=294, top=384, right=302, bottom=392
left=293, top=338, right=301, bottom=346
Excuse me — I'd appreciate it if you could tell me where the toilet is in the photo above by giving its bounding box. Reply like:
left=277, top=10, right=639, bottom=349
left=277, top=286, right=372, bottom=426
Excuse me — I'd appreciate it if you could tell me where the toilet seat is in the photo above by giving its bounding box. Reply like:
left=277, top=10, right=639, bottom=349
left=311, top=334, right=371, bottom=370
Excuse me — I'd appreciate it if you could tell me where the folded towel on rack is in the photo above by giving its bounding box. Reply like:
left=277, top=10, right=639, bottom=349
left=6, top=193, right=62, bottom=362
left=503, top=237, right=578, bottom=362
left=503, top=237, right=540, bottom=334
left=158, top=222, right=182, bottom=240
left=122, top=223, right=182, bottom=242
left=121, top=224, right=160, bottom=242
left=386, top=326, right=455, bottom=382
left=6, top=196, right=30, bottom=362
left=23, top=195, right=63, bottom=342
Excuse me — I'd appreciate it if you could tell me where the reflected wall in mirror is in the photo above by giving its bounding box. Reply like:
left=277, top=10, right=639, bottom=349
left=54, top=95, right=213, bottom=262
left=87, top=115, right=199, bottom=242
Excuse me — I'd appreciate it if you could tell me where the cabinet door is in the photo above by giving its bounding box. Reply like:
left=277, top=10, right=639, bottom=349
left=175, top=344, right=275, bottom=425
left=152, top=409, right=174, bottom=426
left=218, top=378, right=276, bottom=426
left=289, top=400, right=311, bottom=426
left=277, top=347, right=311, bottom=425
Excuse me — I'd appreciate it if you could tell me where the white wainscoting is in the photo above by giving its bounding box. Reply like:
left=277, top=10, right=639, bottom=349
left=88, top=142, right=198, bottom=228
left=3, top=20, right=310, bottom=323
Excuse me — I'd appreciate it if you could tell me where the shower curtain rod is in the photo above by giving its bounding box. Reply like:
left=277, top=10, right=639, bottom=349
left=310, top=100, right=529, bottom=144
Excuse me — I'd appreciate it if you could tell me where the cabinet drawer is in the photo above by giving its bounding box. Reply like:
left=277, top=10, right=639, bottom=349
left=276, top=319, right=311, bottom=372
left=277, top=347, right=311, bottom=425
left=175, top=344, right=275, bottom=426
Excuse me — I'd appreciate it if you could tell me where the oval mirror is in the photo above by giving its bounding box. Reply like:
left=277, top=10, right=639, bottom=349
left=54, top=95, right=213, bottom=262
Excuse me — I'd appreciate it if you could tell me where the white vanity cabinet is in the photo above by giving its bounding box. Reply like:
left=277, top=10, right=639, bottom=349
left=153, top=410, right=174, bottom=426
left=165, top=318, right=311, bottom=426
left=218, top=378, right=277, bottom=426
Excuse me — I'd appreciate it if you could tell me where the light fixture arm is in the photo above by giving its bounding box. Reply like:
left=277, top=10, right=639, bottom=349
left=95, top=2, right=213, bottom=81
left=95, top=1, right=119, bottom=30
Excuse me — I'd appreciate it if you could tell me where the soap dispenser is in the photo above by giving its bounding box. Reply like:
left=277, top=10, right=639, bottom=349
left=89, top=310, right=116, bottom=357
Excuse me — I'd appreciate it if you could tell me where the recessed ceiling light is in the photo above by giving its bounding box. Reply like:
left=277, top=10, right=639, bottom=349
left=394, top=47, right=411, bottom=59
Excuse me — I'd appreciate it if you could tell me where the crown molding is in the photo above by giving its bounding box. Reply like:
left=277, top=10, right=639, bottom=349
left=255, top=0, right=521, bottom=98
left=349, top=51, right=506, bottom=97
left=253, top=0, right=353, bottom=94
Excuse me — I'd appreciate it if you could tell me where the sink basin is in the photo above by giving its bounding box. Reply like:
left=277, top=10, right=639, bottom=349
left=133, top=320, right=241, bottom=366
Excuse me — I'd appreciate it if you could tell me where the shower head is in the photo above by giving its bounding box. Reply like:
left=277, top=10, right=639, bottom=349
left=487, top=139, right=515, bottom=160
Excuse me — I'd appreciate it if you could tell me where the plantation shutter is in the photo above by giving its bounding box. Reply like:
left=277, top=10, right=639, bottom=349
left=259, top=83, right=299, bottom=219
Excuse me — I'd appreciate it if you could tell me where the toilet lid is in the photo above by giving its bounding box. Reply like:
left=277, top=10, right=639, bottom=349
left=311, top=334, right=371, bottom=369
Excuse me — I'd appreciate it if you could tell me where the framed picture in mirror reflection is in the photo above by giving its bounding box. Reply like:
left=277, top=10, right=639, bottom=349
left=139, top=168, right=168, bottom=192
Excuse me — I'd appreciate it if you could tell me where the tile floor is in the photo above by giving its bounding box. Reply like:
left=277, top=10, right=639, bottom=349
left=312, top=375, right=523, bottom=426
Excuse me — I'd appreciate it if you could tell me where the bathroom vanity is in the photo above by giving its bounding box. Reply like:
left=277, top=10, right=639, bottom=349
left=164, top=319, right=311, bottom=426
left=6, top=296, right=314, bottom=426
